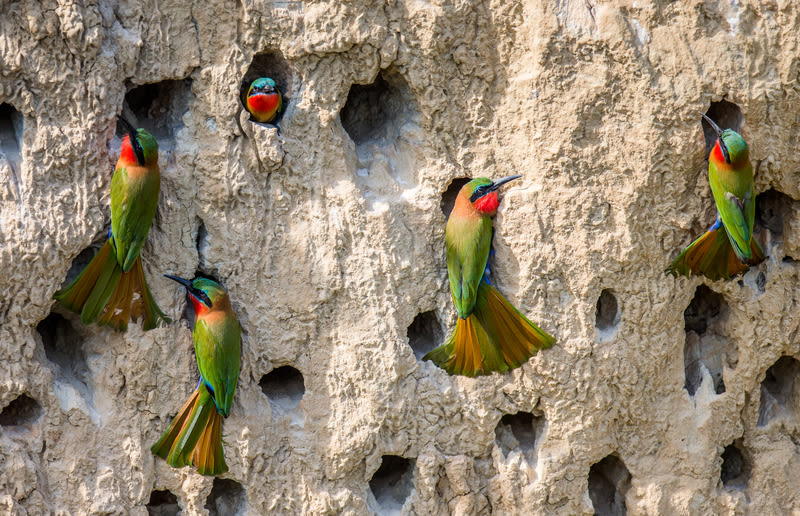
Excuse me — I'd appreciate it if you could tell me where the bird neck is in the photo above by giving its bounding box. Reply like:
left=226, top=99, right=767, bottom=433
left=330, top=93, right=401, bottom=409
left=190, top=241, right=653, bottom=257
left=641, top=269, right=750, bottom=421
left=192, top=294, right=232, bottom=321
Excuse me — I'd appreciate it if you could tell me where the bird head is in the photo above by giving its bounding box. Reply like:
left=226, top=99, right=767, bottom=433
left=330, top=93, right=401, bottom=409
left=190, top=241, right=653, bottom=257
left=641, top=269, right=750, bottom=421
left=460, top=175, right=522, bottom=215
left=164, top=275, right=229, bottom=315
left=700, top=112, right=748, bottom=166
left=118, top=117, right=158, bottom=167
left=248, top=77, right=279, bottom=97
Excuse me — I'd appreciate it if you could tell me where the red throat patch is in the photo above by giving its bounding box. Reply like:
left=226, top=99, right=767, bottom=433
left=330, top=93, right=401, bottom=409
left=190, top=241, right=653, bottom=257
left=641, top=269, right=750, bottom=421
left=711, top=140, right=726, bottom=164
left=190, top=295, right=210, bottom=316
left=119, top=135, right=137, bottom=165
left=248, top=93, right=279, bottom=116
left=474, top=192, right=499, bottom=214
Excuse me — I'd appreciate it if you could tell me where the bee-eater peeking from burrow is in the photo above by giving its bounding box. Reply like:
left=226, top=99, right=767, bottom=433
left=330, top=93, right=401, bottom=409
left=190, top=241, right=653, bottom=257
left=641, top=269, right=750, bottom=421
left=666, top=113, right=765, bottom=281
left=424, top=176, right=555, bottom=377
left=242, top=77, right=283, bottom=123
left=152, top=275, right=241, bottom=476
left=53, top=118, right=169, bottom=331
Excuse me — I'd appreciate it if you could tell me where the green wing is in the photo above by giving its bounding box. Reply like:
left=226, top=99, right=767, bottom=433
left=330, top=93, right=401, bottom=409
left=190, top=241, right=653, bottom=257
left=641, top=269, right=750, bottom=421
left=110, top=165, right=160, bottom=272
left=447, top=217, right=492, bottom=319
left=708, top=162, right=753, bottom=261
left=194, top=316, right=242, bottom=417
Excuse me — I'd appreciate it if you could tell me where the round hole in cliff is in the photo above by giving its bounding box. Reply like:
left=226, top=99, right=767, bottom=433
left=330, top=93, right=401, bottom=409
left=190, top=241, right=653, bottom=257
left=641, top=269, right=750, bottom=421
left=588, top=454, right=631, bottom=516
left=683, top=285, right=730, bottom=396
left=0, top=394, right=42, bottom=427
left=37, top=312, right=86, bottom=372
left=146, top=489, right=180, bottom=516
left=341, top=69, right=417, bottom=148
left=757, top=356, right=800, bottom=427
left=440, top=177, right=472, bottom=217
left=124, top=79, right=192, bottom=142
left=720, top=440, right=750, bottom=489
left=205, top=478, right=247, bottom=516
left=701, top=100, right=743, bottom=159
left=495, top=411, right=543, bottom=459
left=240, top=50, right=293, bottom=125
left=0, top=103, right=23, bottom=175
left=259, top=366, right=305, bottom=410
left=595, top=289, right=619, bottom=333
left=755, top=188, right=793, bottom=237
left=369, top=455, right=414, bottom=513
left=407, top=311, right=443, bottom=360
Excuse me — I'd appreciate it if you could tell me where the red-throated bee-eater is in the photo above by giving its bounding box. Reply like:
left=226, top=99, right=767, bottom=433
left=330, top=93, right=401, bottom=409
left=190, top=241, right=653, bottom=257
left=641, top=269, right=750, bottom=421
left=243, top=77, right=282, bottom=123
left=152, top=276, right=241, bottom=476
left=424, top=176, right=555, bottom=376
left=667, top=113, right=765, bottom=280
left=53, top=119, right=168, bottom=330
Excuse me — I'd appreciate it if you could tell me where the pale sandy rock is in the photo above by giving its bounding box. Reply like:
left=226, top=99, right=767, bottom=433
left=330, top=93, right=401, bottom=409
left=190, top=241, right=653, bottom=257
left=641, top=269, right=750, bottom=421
left=2, top=0, right=800, bottom=514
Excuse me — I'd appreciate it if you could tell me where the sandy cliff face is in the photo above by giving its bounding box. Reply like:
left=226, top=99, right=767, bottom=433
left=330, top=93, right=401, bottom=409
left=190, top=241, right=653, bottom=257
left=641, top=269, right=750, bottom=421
left=2, top=0, right=800, bottom=514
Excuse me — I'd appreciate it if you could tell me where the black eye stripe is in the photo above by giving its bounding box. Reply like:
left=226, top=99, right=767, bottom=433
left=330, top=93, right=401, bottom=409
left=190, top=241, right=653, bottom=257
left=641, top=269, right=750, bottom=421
left=470, top=186, right=489, bottom=202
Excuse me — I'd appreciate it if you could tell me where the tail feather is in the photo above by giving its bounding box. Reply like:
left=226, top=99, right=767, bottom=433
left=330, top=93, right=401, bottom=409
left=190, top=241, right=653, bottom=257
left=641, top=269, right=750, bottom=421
left=666, top=226, right=765, bottom=281
left=151, top=387, right=201, bottom=460
left=54, top=239, right=169, bottom=331
left=134, top=257, right=170, bottom=330
left=151, top=384, right=228, bottom=476
left=424, top=283, right=555, bottom=377
left=192, top=410, right=227, bottom=476
left=482, top=286, right=556, bottom=368
left=54, top=241, right=115, bottom=312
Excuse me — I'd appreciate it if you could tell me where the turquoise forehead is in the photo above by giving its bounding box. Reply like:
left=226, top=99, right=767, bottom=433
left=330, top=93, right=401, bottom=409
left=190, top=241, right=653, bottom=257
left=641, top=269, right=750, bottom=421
left=191, top=277, right=223, bottom=293
left=251, top=77, right=276, bottom=89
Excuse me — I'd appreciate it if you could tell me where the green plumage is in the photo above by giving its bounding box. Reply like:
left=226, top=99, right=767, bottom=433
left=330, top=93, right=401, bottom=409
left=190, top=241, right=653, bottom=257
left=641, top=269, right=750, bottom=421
left=666, top=120, right=764, bottom=281
left=53, top=125, right=168, bottom=331
left=424, top=176, right=555, bottom=376
left=111, top=165, right=160, bottom=272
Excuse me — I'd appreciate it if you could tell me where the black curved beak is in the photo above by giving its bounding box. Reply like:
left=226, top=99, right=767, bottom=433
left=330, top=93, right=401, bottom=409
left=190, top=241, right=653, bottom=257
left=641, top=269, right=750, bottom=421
left=164, top=274, right=213, bottom=308
left=118, top=117, right=137, bottom=140
left=699, top=112, right=730, bottom=163
left=488, top=175, right=522, bottom=192
left=164, top=274, right=192, bottom=290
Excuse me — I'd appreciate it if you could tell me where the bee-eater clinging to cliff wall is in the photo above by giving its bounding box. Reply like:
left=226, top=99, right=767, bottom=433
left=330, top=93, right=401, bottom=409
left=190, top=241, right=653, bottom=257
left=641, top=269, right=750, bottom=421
left=54, top=119, right=169, bottom=331
left=152, top=276, right=241, bottom=476
left=424, top=176, right=555, bottom=377
left=666, top=113, right=764, bottom=280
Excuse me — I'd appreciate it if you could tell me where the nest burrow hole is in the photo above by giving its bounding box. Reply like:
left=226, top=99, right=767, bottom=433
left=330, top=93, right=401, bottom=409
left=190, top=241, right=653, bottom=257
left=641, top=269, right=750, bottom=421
left=259, top=366, right=305, bottom=410
left=758, top=355, right=800, bottom=427
left=720, top=440, right=750, bottom=489
left=407, top=310, right=443, bottom=360
left=240, top=50, right=293, bottom=122
left=595, top=289, right=619, bottom=334
left=701, top=100, right=743, bottom=158
left=341, top=69, right=418, bottom=147
left=440, top=177, right=472, bottom=217
left=36, top=312, right=90, bottom=385
left=588, top=454, right=631, bottom=516
left=369, top=455, right=414, bottom=513
left=0, top=103, right=23, bottom=170
left=683, top=285, right=731, bottom=396
left=495, top=411, right=543, bottom=460
left=124, top=79, right=192, bottom=142
left=146, top=489, right=180, bottom=516
left=205, top=478, right=246, bottom=516
left=755, top=189, right=793, bottom=248
left=0, top=393, right=42, bottom=427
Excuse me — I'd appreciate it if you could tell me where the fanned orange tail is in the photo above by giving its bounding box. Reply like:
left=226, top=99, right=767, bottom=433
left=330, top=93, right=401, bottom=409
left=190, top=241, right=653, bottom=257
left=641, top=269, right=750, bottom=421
left=666, top=224, right=765, bottom=281
left=424, top=283, right=555, bottom=377
left=54, top=240, right=169, bottom=331
left=151, top=384, right=228, bottom=476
